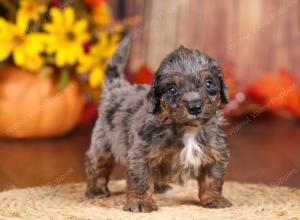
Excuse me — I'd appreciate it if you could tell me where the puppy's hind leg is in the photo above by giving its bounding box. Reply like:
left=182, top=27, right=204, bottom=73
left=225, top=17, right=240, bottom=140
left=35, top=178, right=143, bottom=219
left=85, top=129, right=114, bottom=198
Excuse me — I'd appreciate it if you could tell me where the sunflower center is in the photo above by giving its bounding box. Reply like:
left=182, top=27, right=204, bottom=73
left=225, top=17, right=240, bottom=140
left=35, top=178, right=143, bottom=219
left=13, top=35, right=25, bottom=46
left=66, top=31, right=76, bottom=41
left=26, top=3, right=36, bottom=11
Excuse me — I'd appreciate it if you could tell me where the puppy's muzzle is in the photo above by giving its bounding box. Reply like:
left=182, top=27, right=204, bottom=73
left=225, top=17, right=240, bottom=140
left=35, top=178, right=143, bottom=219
left=187, top=100, right=202, bottom=115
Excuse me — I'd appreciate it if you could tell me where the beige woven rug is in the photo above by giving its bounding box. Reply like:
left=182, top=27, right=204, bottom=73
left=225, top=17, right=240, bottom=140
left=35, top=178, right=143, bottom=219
left=0, top=180, right=299, bottom=220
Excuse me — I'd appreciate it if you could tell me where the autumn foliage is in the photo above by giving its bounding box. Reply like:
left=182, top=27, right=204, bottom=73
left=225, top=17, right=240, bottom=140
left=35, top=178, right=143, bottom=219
left=246, top=69, right=300, bottom=117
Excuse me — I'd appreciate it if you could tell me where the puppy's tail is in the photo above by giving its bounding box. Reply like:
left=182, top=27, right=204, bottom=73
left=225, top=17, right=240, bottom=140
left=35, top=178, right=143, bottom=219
left=104, top=36, right=130, bottom=87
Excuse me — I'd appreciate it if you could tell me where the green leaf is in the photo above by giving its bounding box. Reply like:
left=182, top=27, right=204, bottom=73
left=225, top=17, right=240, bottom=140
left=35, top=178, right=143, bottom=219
left=40, top=66, right=53, bottom=80
left=57, top=68, right=70, bottom=91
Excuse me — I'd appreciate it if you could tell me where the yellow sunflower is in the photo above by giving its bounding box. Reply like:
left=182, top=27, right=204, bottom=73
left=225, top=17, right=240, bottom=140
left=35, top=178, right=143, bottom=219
left=78, top=33, right=120, bottom=88
left=0, top=15, right=45, bottom=71
left=17, top=0, right=47, bottom=31
left=44, top=7, right=90, bottom=67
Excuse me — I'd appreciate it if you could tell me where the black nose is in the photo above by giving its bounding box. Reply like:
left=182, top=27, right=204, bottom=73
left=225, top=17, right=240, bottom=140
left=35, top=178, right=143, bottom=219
left=187, top=101, right=202, bottom=115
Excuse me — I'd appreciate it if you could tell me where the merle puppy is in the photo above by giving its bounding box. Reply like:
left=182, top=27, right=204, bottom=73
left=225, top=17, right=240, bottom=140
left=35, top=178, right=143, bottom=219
left=85, top=37, right=232, bottom=212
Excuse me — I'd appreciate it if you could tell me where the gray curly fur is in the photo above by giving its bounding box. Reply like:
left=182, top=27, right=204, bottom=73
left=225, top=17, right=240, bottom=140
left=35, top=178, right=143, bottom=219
left=85, top=37, right=232, bottom=212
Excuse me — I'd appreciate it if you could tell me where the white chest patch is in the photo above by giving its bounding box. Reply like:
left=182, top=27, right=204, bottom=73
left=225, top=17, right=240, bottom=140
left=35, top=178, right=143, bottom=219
left=180, top=127, right=204, bottom=174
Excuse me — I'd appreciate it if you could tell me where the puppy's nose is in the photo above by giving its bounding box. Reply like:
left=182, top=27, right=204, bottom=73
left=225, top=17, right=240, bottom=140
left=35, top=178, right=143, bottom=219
left=187, top=101, right=202, bottom=115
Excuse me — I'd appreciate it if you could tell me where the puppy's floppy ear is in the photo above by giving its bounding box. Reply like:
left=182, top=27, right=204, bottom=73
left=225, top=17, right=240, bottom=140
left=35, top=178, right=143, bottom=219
left=212, top=65, right=229, bottom=104
left=147, top=73, right=161, bottom=113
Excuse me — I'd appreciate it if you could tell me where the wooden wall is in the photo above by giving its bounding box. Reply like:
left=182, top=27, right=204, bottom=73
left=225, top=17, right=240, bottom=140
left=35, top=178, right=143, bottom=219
left=120, top=0, right=300, bottom=87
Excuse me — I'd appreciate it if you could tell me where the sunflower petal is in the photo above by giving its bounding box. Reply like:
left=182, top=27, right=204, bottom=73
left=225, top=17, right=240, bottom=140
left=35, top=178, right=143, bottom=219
left=50, top=8, right=63, bottom=26
left=89, top=67, right=105, bottom=88
left=13, top=48, right=26, bottom=66
left=0, top=45, right=11, bottom=61
left=74, top=19, right=88, bottom=33
left=64, top=7, right=75, bottom=27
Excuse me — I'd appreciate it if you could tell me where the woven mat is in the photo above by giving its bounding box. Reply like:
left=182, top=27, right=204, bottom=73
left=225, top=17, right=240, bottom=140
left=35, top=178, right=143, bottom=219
left=0, top=180, right=299, bottom=220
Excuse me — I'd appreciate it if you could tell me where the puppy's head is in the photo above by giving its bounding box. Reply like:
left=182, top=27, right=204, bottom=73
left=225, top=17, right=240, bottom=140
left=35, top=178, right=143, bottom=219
left=147, top=46, right=228, bottom=125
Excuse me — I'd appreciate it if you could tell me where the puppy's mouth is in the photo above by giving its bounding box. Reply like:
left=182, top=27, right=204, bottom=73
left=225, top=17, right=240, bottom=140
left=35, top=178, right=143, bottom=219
left=180, top=119, right=208, bottom=128
left=180, top=113, right=211, bottom=126
left=193, top=115, right=211, bottom=122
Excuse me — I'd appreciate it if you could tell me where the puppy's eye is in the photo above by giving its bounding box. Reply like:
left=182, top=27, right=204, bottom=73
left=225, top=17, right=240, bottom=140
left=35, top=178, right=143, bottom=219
left=205, top=80, right=213, bottom=89
left=205, top=79, right=217, bottom=95
left=168, top=85, right=177, bottom=95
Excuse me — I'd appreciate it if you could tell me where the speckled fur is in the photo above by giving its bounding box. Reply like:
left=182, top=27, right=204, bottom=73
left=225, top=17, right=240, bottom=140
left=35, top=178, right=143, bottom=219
left=85, top=37, right=232, bottom=212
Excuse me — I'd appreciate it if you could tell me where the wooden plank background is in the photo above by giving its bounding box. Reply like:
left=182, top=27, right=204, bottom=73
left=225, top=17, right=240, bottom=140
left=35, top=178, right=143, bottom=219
left=113, top=0, right=300, bottom=88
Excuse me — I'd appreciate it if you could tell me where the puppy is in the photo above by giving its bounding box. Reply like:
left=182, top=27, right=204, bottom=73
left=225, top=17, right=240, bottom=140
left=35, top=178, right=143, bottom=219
left=85, top=37, right=232, bottom=212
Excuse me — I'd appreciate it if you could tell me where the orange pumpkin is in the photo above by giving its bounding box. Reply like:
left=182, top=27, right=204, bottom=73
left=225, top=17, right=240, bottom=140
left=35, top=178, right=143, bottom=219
left=0, top=66, right=84, bottom=138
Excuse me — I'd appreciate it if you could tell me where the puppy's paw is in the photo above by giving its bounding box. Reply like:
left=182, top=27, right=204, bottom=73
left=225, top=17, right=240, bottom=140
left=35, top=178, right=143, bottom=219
left=85, top=186, right=110, bottom=198
left=154, top=183, right=172, bottom=194
left=123, top=200, right=158, bottom=213
left=200, top=196, right=232, bottom=209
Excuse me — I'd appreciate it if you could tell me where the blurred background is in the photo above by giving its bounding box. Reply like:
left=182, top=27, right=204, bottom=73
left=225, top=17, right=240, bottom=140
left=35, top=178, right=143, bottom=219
left=0, top=0, right=299, bottom=191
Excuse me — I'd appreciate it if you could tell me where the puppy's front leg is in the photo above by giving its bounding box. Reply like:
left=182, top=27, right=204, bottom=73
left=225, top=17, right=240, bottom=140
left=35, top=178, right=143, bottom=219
left=123, top=154, right=157, bottom=213
left=198, top=162, right=232, bottom=208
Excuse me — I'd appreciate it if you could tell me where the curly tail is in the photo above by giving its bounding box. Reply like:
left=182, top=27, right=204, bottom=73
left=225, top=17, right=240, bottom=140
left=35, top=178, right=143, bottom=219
left=104, top=36, right=131, bottom=86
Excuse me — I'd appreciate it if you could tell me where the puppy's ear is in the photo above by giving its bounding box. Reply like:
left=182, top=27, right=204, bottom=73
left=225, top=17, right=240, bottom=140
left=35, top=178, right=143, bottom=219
left=212, top=65, right=229, bottom=104
left=147, top=73, right=161, bottom=113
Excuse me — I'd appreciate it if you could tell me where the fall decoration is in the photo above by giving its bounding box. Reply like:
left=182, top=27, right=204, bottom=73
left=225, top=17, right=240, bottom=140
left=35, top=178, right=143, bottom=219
left=0, top=0, right=137, bottom=138
left=224, top=68, right=300, bottom=119
left=246, top=69, right=300, bottom=117
left=127, top=64, right=153, bottom=84
left=0, top=0, right=121, bottom=89
left=0, top=66, right=84, bottom=138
